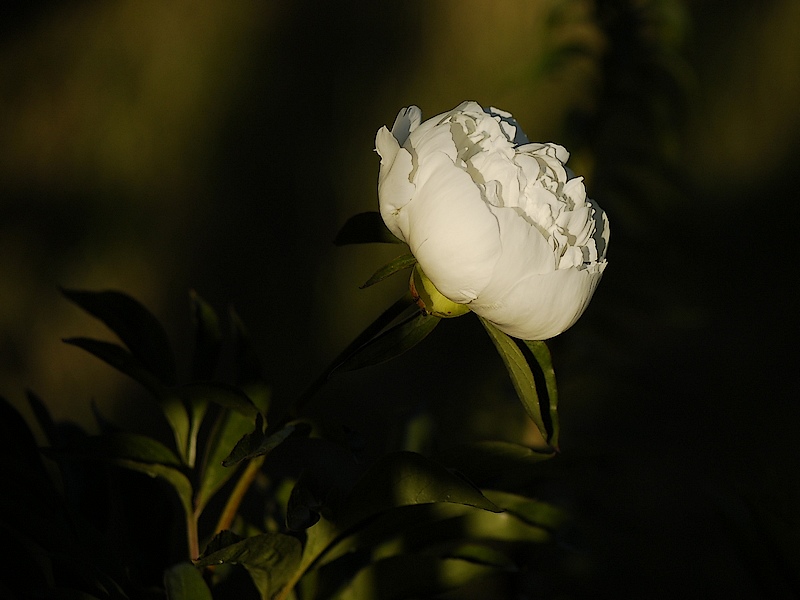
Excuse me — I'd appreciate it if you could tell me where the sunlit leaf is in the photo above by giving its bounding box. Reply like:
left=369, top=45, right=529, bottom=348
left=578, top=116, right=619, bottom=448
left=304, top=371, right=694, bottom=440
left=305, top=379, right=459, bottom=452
left=482, top=490, right=569, bottom=532
left=360, top=253, right=417, bottom=289
left=332, top=555, right=496, bottom=600
left=333, top=311, right=439, bottom=373
left=478, top=318, right=557, bottom=449
left=164, top=562, right=212, bottom=600
left=195, top=531, right=302, bottom=599
left=189, top=290, right=222, bottom=382
left=334, top=211, right=403, bottom=246
left=60, top=288, right=176, bottom=384
left=337, top=451, right=500, bottom=530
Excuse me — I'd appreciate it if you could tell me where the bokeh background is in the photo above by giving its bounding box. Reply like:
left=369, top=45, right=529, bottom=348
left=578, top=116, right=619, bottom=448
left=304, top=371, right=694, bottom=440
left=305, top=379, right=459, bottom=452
left=3, top=0, right=800, bottom=596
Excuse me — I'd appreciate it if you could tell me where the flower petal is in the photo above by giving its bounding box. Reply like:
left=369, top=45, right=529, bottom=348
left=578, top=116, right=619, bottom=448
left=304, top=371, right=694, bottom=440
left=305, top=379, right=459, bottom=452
left=376, top=126, right=416, bottom=241
left=404, top=151, right=502, bottom=303
left=471, top=264, right=606, bottom=340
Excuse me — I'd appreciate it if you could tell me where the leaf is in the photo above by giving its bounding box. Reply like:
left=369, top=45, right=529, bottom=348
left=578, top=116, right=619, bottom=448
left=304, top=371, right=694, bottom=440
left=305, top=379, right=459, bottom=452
left=436, top=441, right=555, bottom=489
left=482, top=490, right=569, bottom=532
left=332, top=555, right=496, bottom=600
left=521, top=339, right=559, bottom=451
left=337, top=451, right=501, bottom=530
left=46, top=432, right=193, bottom=519
left=195, top=531, right=303, bottom=599
left=360, top=253, right=417, bottom=289
left=333, top=311, right=440, bottom=373
left=164, top=562, right=213, bottom=600
left=25, top=389, right=59, bottom=447
left=176, top=382, right=259, bottom=419
left=334, top=211, right=403, bottom=245
left=221, top=416, right=308, bottom=467
left=189, top=290, right=223, bottom=381
left=61, top=337, right=197, bottom=464
left=230, top=307, right=271, bottom=415
left=62, top=337, right=163, bottom=394
left=194, top=409, right=255, bottom=515
left=60, top=288, right=176, bottom=384
left=478, top=318, right=558, bottom=449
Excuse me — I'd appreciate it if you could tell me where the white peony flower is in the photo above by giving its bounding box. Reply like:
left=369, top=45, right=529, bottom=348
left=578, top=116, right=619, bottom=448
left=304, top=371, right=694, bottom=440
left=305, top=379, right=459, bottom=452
left=375, top=101, right=609, bottom=340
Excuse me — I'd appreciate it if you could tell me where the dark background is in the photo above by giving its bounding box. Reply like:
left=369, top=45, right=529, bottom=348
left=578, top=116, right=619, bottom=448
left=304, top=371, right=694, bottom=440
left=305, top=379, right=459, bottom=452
left=2, top=0, right=799, bottom=596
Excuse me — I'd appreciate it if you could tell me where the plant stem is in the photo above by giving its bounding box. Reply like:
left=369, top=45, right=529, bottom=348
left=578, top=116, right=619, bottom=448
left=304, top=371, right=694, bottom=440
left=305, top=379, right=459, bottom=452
left=213, top=455, right=265, bottom=535
left=187, top=509, right=200, bottom=560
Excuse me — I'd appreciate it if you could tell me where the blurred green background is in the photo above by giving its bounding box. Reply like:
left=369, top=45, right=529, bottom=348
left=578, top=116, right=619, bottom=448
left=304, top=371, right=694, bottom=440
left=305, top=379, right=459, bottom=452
left=2, top=0, right=800, bottom=596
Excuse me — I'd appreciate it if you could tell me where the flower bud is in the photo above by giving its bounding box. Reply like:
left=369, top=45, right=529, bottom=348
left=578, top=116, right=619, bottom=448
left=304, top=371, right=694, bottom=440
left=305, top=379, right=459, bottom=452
left=376, top=101, right=609, bottom=340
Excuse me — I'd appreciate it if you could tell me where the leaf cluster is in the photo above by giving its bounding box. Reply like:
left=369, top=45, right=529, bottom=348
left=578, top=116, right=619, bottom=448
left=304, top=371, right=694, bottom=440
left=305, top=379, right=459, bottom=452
left=1, top=218, right=572, bottom=598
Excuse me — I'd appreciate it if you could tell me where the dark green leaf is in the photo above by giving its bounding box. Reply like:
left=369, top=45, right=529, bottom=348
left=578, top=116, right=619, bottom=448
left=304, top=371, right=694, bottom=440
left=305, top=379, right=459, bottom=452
left=25, top=389, right=58, bottom=447
left=189, top=290, right=222, bottom=381
left=164, top=562, right=213, bottom=600
left=230, top=307, right=271, bottom=415
left=46, top=432, right=193, bottom=518
left=194, top=409, right=255, bottom=515
left=61, top=337, right=193, bottom=463
left=436, top=441, right=555, bottom=489
left=521, top=339, right=559, bottom=451
left=48, top=432, right=183, bottom=466
left=194, top=532, right=303, bottom=599
left=360, top=253, right=417, bottom=289
left=334, top=311, right=439, bottom=373
left=478, top=318, right=557, bottom=449
left=334, top=211, right=403, bottom=245
left=60, top=288, right=176, bottom=384
left=176, top=382, right=259, bottom=419
left=221, top=416, right=308, bottom=467
left=62, top=337, right=163, bottom=394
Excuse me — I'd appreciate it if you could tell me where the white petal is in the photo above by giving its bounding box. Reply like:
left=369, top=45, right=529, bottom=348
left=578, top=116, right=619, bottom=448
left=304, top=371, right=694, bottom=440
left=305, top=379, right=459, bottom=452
left=390, top=106, right=422, bottom=146
left=376, top=126, right=415, bottom=241
left=404, top=152, right=501, bottom=303
left=472, top=266, right=605, bottom=340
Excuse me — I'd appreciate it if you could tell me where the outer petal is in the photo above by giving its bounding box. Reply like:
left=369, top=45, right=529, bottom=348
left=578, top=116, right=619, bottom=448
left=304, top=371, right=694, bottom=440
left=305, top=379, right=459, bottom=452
left=403, top=151, right=502, bottom=303
left=376, top=126, right=415, bottom=241
left=390, top=106, right=422, bottom=146
left=471, top=265, right=606, bottom=340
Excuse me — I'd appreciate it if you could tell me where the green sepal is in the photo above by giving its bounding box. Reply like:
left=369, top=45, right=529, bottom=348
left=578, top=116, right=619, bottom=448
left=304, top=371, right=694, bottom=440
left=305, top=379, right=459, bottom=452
left=478, top=318, right=559, bottom=450
left=360, top=253, right=417, bottom=288
left=334, top=211, right=404, bottom=245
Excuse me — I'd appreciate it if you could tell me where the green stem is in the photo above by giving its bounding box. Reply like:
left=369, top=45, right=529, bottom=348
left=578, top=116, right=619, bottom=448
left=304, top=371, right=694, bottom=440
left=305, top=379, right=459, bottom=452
left=187, top=508, right=200, bottom=560
left=213, top=455, right=265, bottom=535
